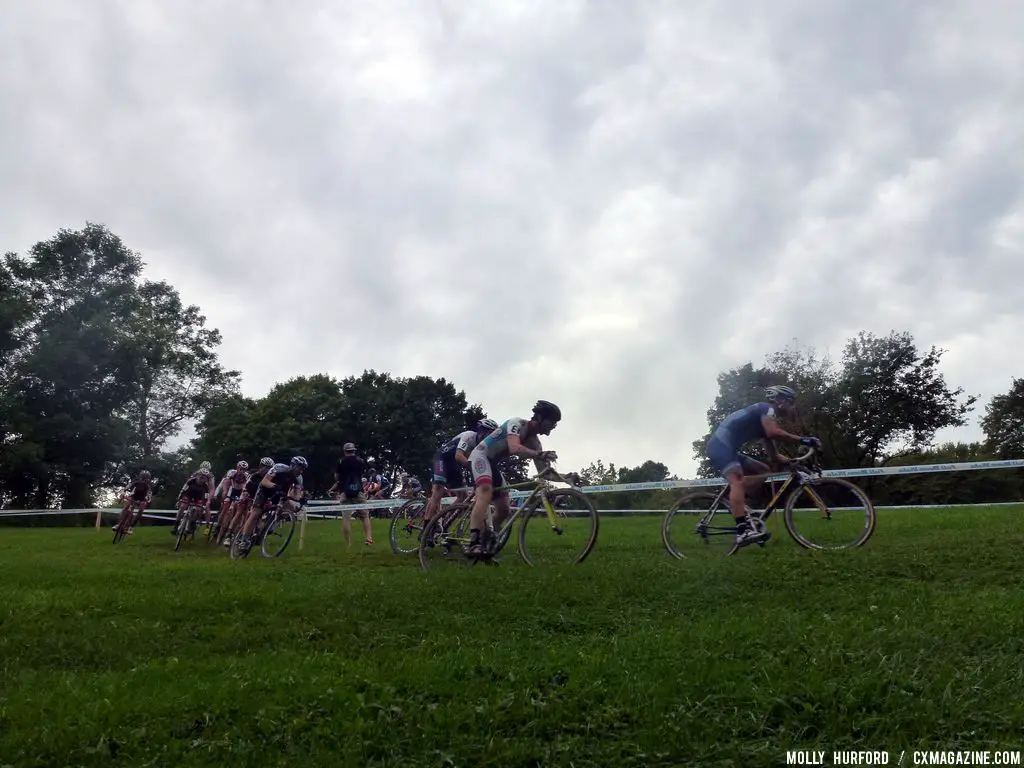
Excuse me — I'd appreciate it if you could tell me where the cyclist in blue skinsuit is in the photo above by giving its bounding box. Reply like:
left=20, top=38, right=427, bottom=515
left=705, top=385, right=821, bottom=548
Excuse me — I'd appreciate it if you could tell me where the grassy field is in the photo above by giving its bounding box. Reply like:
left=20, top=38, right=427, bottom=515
left=2, top=506, right=1024, bottom=767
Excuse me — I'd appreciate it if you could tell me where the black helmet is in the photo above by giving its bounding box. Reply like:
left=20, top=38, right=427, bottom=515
left=532, top=400, right=561, bottom=422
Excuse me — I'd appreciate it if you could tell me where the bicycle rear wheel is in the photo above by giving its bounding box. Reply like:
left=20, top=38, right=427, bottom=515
left=517, top=489, right=599, bottom=566
left=261, top=509, right=296, bottom=557
left=389, top=498, right=427, bottom=555
left=661, top=490, right=738, bottom=560
left=784, top=477, right=876, bottom=550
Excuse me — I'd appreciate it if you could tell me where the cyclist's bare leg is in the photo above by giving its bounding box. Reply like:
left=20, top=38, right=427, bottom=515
left=726, top=470, right=748, bottom=520
left=424, top=483, right=446, bottom=522
left=469, top=483, right=493, bottom=552
left=490, top=493, right=512, bottom=530
left=225, top=499, right=251, bottom=544
left=114, top=498, right=132, bottom=530
left=172, top=499, right=188, bottom=532
left=241, top=499, right=265, bottom=538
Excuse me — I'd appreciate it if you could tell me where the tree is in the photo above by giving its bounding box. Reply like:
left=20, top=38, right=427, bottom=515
left=692, top=331, right=976, bottom=475
left=0, top=223, right=239, bottom=508
left=982, top=378, right=1024, bottom=458
left=118, top=280, right=241, bottom=460
left=191, top=370, right=478, bottom=494
left=604, top=460, right=671, bottom=510
left=577, top=459, right=618, bottom=486
left=834, top=331, right=976, bottom=465
left=1, top=224, right=142, bottom=507
left=337, top=371, right=471, bottom=481
left=193, top=376, right=348, bottom=493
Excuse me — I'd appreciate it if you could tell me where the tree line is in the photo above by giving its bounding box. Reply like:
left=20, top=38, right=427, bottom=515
left=1, top=223, right=1022, bottom=511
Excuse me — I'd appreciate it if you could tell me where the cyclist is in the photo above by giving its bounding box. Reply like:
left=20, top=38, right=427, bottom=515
left=704, top=384, right=821, bottom=548
left=223, top=457, right=273, bottom=547
left=173, top=464, right=215, bottom=535
left=235, top=456, right=308, bottom=553
left=423, top=418, right=498, bottom=525
left=398, top=473, right=423, bottom=498
left=113, top=469, right=153, bottom=534
left=466, top=403, right=560, bottom=556
left=212, top=460, right=249, bottom=542
left=331, top=442, right=372, bottom=547
left=365, top=461, right=391, bottom=500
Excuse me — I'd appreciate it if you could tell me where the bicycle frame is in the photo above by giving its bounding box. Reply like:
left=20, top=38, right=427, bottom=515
left=441, top=468, right=575, bottom=549
left=695, top=451, right=824, bottom=541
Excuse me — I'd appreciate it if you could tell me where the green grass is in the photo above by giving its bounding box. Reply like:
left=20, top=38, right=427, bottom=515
left=2, top=506, right=1024, bottom=767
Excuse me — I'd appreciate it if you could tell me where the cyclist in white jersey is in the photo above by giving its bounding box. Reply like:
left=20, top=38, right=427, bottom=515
left=466, top=400, right=560, bottom=555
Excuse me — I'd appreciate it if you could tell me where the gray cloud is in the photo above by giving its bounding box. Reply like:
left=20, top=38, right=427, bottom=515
left=2, top=0, right=1022, bottom=475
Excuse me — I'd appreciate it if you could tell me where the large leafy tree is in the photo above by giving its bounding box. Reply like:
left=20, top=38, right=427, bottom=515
left=0, top=223, right=239, bottom=508
left=1, top=224, right=141, bottom=507
left=119, top=280, right=241, bottom=459
left=981, top=378, right=1024, bottom=458
left=692, top=331, right=976, bottom=475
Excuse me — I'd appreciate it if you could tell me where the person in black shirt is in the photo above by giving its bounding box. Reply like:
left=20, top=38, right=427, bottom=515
left=331, top=442, right=372, bottom=547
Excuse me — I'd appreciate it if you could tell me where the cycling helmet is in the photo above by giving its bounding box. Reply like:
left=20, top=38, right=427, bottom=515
left=765, top=385, right=797, bottom=403
left=260, top=457, right=273, bottom=467
left=343, top=442, right=356, bottom=452
left=199, top=460, right=212, bottom=471
left=236, top=460, right=248, bottom=471
left=139, top=470, right=151, bottom=480
left=477, top=418, right=499, bottom=432
left=198, top=468, right=213, bottom=478
left=532, top=400, right=562, bottom=422
left=290, top=456, right=308, bottom=469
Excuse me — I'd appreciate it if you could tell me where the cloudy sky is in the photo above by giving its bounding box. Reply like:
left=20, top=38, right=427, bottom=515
left=3, top=0, right=1022, bottom=477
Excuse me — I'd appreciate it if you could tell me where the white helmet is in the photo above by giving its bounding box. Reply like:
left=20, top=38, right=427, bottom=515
left=765, top=385, right=796, bottom=403
left=477, top=418, right=499, bottom=432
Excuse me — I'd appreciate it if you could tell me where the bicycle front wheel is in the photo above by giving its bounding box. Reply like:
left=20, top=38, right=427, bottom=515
left=662, top=490, right=738, bottom=560
left=784, top=477, right=876, bottom=550
left=389, top=498, right=427, bottom=555
left=517, top=489, right=599, bottom=566
left=261, top=510, right=296, bottom=557
left=174, top=507, right=193, bottom=552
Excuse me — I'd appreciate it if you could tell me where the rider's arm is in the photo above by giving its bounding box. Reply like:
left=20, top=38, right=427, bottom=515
left=763, top=439, right=790, bottom=467
left=507, top=433, right=543, bottom=459
left=760, top=415, right=803, bottom=443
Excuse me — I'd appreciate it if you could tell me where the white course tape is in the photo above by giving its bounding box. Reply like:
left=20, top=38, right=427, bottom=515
left=1, top=459, right=1021, bottom=518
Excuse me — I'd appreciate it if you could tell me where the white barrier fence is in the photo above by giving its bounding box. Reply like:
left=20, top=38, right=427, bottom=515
left=1, top=457, right=1021, bottom=522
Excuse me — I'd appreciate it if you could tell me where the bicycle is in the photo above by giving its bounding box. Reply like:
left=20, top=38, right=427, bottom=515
left=417, top=466, right=599, bottom=571
left=112, top=499, right=145, bottom=544
left=229, top=496, right=299, bottom=560
left=661, top=446, right=876, bottom=558
left=388, top=492, right=429, bottom=555
left=174, top=502, right=203, bottom=552
left=388, top=489, right=467, bottom=555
